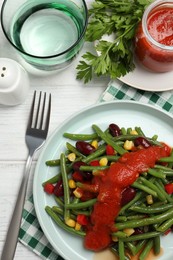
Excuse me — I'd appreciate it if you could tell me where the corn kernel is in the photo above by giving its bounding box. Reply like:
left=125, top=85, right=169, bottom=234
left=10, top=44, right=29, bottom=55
left=68, top=179, right=76, bottom=189
left=67, top=153, right=76, bottom=162
left=75, top=222, right=82, bottom=231
left=99, top=157, right=108, bottom=166
left=73, top=187, right=83, bottom=198
left=123, top=228, right=135, bottom=236
left=65, top=218, right=76, bottom=227
left=123, top=140, right=134, bottom=150
left=112, top=236, right=118, bottom=242
left=146, top=194, right=153, bottom=204
left=91, top=140, right=98, bottom=149
left=130, top=130, right=138, bottom=135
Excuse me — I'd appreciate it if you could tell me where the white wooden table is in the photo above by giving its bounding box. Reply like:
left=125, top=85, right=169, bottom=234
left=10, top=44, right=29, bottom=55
left=0, top=0, right=109, bottom=259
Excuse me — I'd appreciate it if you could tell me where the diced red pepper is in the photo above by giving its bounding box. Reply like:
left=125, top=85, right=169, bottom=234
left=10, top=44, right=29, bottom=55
left=106, top=144, right=114, bottom=155
left=80, top=190, right=96, bottom=201
left=164, top=228, right=172, bottom=236
left=164, top=183, right=173, bottom=194
left=89, top=160, right=100, bottom=166
left=77, top=214, right=89, bottom=225
left=72, top=171, right=84, bottom=182
left=44, top=183, right=54, bottom=194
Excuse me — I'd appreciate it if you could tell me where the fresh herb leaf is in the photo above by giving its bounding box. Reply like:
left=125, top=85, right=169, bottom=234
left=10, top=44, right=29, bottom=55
left=76, top=0, right=151, bottom=83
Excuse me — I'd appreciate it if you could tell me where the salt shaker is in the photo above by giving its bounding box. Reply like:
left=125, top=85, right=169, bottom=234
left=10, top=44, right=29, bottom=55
left=0, top=58, right=30, bottom=106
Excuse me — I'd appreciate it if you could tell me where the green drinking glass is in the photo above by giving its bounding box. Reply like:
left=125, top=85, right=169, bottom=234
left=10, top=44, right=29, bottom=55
left=1, top=0, right=88, bottom=71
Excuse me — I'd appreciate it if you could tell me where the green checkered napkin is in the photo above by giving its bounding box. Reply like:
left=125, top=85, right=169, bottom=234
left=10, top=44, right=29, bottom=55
left=19, top=79, right=173, bottom=259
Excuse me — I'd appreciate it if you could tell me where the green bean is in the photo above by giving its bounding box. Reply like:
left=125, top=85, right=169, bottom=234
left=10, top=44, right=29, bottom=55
left=135, top=240, right=147, bottom=254
left=127, top=127, right=132, bottom=134
left=126, top=214, right=146, bottom=220
left=152, top=134, right=158, bottom=141
left=115, top=208, right=173, bottom=230
left=116, top=216, right=127, bottom=222
left=82, top=144, right=106, bottom=163
left=63, top=132, right=98, bottom=141
left=111, top=134, right=160, bottom=146
left=147, top=168, right=166, bottom=179
left=135, top=126, right=145, bottom=136
left=130, top=203, right=173, bottom=214
left=119, top=191, right=144, bottom=215
left=118, top=239, right=125, bottom=260
left=80, top=165, right=108, bottom=171
left=138, top=176, right=166, bottom=201
left=71, top=209, right=91, bottom=216
left=42, top=173, right=61, bottom=186
left=153, top=235, right=160, bottom=255
left=66, top=142, right=85, bottom=158
left=154, top=180, right=173, bottom=203
left=66, top=198, right=97, bottom=209
left=131, top=181, right=158, bottom=197
left=52, top=206, right=63, bottom=215
left=55, top=196, right=64, bottom=208
left=126, top=242, right=137, bottom=255
left=92, top=124, right=127, bottom=155
left=112, top=231, right=128, bottom=238
left=156, top=217, right=173, bottom=232
left=91, top=155, right=120, bottom=162
left=159, top=156, right=173, bottom=163
left=139, top=239, right=153, bottom=260
left=45, top=206, right=85, bottom=237
left=46, top=159, right=61, bottom=166
left=60, top=153, right=70, bottom=221
left=154, top=164, right=173, bottom=172
left=120, top=231, right=160, bottom=242
left=121, top=127, right=127, bottom=135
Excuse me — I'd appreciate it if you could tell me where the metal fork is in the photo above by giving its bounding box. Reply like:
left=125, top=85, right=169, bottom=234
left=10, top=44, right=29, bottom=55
left=1, top=91, right=51, bottom=260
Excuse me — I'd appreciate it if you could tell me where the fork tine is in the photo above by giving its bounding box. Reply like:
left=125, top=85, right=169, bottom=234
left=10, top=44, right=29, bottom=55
left=34, top=91, right=42, bottom=128
left=27, top=91, right=36, bottom=129
left=39, top=92, right=46, bottom=130
left=44, top=93, right=51, bottom=133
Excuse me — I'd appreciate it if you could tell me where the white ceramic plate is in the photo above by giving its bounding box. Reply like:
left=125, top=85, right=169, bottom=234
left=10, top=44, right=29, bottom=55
left=33, top=101, right=173, bottom=260
left=95, top=34, right=173, bottom=92
left=119, top=57, right=173, bottom=92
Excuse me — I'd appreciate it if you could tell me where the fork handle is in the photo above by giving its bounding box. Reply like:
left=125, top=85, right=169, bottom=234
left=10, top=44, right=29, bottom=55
left=1, top=151, right=34, bottom=260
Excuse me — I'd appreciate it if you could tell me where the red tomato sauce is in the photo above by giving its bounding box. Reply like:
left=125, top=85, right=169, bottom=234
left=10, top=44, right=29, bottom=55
left=134, top=6, right=173, bottom=72
left=84, top=144, right=171, bottom=251
left=148, top=7, right=173, bottom=46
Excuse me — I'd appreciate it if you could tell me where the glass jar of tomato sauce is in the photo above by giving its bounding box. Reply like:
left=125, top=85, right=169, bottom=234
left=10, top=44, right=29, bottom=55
left=134, top=0, right=173, bottom=72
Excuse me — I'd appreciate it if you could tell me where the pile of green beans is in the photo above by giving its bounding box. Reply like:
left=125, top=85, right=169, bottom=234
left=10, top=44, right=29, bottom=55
left=43, top=124, right=173, bottom=260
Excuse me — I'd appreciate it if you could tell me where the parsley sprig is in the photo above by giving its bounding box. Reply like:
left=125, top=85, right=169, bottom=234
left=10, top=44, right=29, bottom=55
left=76, top=0, right=151, bottom=83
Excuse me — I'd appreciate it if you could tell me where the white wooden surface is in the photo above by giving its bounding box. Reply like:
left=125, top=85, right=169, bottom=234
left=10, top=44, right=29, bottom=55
left=0, top=0, right=109, bottom=259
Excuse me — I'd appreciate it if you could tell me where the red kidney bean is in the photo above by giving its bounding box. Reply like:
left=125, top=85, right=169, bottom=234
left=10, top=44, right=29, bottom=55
left=134, top=228, right=144, bottom=235
left=81, top=171, right=93, bottom=181
left=121, top=187, right=136, bottom=206
left=72, top=161, right=92, bottom=180
left=134, top=137, right=151, bottom=148
left=72, top=161, right=87, bottom=172
left=76, top=141, right=96, bottom=155
left=54, top=180, right=64, bottom=197
left=109, top=123, right=121, bottom=137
